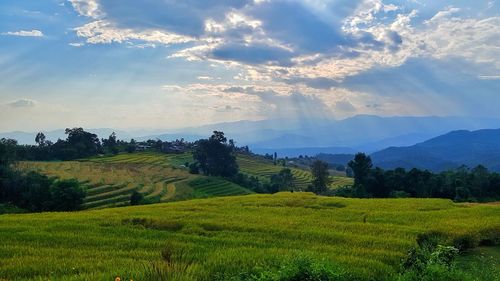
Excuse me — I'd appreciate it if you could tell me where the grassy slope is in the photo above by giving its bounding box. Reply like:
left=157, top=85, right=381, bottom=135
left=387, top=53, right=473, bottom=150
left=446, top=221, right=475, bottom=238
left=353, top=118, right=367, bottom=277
left=0, top=193, right=498, bottom=280
left=236, top=154, right=353, bottom=190
left=17, top=152, right=352, bottom=209
left=17, top=152, right=253, bottom=209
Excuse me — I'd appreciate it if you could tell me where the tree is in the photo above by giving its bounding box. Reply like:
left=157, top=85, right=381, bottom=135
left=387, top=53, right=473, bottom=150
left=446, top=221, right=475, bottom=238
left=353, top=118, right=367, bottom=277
left=188, top=162, right=200, bottom=174
left=49, top=179, right=85, bottom=211
left=348, top=153, right=373, bottom=187
left=309, top=160, right=330, bottom=194
left=35, top=132, right=46, bottom=147
left=0, top=138, right=17, bottom=166
left=102, top=132, right=119, bottom=155
left=126, top=139, right=137, bottom=153
left=193, top=131, right=238, bottom=177
left=54, top=128, right=102, bottom=159
left=130, top=190, right=144, bottom=205
left=270, top=168, right=295, bottom=192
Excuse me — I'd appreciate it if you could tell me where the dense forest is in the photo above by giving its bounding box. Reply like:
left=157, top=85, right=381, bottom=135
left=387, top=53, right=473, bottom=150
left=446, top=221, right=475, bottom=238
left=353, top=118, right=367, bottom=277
left=331, top=153, right=500, bottom=201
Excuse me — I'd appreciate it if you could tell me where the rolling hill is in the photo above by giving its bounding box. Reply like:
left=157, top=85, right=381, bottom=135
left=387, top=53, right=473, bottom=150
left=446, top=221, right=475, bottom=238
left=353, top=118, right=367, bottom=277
left=0, top=193, right=498, bottom=280
left=17, top=152, right=351, bottom=209
left=371, top=129, right=500, bottom=172
left=18, top=152, right=253, bottom=209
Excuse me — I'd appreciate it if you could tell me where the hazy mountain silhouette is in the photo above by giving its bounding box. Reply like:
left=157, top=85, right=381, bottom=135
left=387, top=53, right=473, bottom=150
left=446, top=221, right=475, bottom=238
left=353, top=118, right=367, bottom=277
left=371, top=129, right=500, bottom=172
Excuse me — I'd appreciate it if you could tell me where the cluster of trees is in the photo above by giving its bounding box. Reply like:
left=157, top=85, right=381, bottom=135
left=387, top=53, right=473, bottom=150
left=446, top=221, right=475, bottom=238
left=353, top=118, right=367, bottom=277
left=231, top=168, right=296, bottom=193
left=191, top=131, right=297, bottom=193
left=340, top=153, right=500, bottom=201
left=192, top=131, right=239, bottom=177
left=0, top=139, right=85, bottom=212
left=13, top=128, right=119, bottom=161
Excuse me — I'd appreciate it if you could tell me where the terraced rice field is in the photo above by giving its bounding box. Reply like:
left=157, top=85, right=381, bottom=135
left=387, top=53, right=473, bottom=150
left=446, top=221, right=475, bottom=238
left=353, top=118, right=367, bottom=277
left=17, top=152, right=251, bottom=209
left=237, top=154, right=353, bottom=190
left=17, top=152, right=352, bottom=209
left=0, top=193, right=498, bottom=280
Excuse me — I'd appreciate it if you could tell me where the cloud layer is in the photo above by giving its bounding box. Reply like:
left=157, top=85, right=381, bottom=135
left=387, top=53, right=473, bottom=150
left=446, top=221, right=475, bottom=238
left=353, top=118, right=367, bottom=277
left=0, top=0, right=498, bottom=131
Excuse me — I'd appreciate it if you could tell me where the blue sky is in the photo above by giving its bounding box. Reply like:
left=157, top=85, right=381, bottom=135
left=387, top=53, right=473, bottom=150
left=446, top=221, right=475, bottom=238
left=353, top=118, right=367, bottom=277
left=0, top=0, right=499, bottom=131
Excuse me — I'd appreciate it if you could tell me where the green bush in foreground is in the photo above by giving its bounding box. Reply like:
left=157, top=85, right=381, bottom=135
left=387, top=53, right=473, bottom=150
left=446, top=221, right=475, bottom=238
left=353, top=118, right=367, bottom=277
left=216, top=256, right=350, bottom=281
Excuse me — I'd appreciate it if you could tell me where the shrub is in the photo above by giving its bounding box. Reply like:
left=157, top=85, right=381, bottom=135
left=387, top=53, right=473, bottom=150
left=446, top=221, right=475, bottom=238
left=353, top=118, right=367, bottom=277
left=416, top=231, right=446, bottom=251
left=189, top=162, right=200, bottom=174
left=452, top=234, right=478, bottom=252
left=398, top=264, right=471, bottom=281
left=401, top=233, right=461, bottom=281
left=429, top=245, right=459, bottom=267
left=49, top=179, right=85, bottom=211
left=130, top=190, right=144, bottom=205
left=216, top=256, right=350, bottom=281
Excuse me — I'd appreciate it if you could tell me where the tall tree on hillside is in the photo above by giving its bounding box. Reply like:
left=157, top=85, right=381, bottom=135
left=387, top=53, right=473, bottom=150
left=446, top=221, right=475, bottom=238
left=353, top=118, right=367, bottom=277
left=35, top=132, right=46, bottom=147
left=52, top=128, right=102, bottom=160
left=193, top=131, right=238, bottom=177
left=309, top=160, right=330, bottom=194
left=348, top=153, right=373, bottom=186
left=0, top=138, right=17, bottom=167
left=270, top=168, right=295, bottom=192
left=348, top=153, right=373, bottom=197
left=102, top=132, right=119, bottom=155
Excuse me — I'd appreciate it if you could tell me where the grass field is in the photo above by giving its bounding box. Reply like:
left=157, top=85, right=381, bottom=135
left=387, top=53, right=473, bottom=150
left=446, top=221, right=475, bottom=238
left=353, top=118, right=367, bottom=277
left=16, top=152, right=352, bottom=209
left=236, top=154, right=353, bottom=190
left=17, top=152, right=252, bottom=209
left=0, top=192, right=498, bottom=280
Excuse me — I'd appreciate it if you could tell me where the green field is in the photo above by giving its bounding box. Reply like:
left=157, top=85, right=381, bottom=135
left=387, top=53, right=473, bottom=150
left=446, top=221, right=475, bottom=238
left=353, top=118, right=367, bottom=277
left=0, top=193, right=498, bottom=280
left=236, top=154, right=353, bottom=190
left=17, top=152, right=352, bottom=209
left=17, top=152, right=253, bottom=209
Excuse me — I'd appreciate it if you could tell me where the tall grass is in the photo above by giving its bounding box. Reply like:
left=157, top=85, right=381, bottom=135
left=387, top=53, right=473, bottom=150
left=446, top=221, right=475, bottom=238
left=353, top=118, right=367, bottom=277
left=0, top=192, right=498, bottom=280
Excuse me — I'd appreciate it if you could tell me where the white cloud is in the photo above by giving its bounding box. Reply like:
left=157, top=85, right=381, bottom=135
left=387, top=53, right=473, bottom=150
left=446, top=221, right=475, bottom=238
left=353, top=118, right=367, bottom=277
left=67, top=0, right=102, bottom=18
left=6, top=99, right=37, bottom=108
left=2, top=30, right=44, bottom=37
left=75, top=20, right=193, bottom=45
left=69, top=42, right=85, bottom=47
left=478, top=75, right=500, bottom=80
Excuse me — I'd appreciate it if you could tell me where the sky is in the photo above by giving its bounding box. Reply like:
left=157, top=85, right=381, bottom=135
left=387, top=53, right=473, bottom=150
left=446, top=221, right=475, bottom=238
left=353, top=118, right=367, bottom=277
left=0, top=0, right=499, bottom=132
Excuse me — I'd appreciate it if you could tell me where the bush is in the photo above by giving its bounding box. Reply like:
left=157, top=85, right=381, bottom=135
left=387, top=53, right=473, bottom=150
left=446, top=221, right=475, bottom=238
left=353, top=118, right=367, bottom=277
left=49, top=179, right=85, bottom=211
left=429, top=245, right=459, bottom=267
left=189, top=162, right=200, bottom=174
left=398, top=264, right=471, bottom=281
left=452, top=234, right=478, bottom=252
left=401, top=233, right=461, bottom=281
left=216, top=256, right=350, bottom=281
left=130, top=190, right=145, bottom=205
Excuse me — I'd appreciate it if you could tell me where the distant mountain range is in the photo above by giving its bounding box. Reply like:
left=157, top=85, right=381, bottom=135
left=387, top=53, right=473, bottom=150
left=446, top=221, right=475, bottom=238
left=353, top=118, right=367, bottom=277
left=371, top=129, right=500, bottom=172
left=2, top=115, right=500, bottom=170
left=143, top=115, right=500, bottom=154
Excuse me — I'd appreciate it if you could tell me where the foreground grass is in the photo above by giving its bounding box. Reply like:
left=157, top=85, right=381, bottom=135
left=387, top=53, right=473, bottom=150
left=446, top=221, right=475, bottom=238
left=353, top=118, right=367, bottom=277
left=0, top=193, right=498, bottom=280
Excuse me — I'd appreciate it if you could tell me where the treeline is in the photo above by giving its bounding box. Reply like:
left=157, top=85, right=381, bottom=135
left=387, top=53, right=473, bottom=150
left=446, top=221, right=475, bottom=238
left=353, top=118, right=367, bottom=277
left=13, top=128, right=248, bottom=162
left=13, top=128, right=137, bottom=161
left=0, top=139, right=85, bottom=212
left=333, top=153, right=500, bottom=201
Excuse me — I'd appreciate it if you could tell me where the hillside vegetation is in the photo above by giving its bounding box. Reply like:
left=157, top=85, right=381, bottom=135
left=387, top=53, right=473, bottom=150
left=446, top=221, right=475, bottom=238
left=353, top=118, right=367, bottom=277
left=17, top=152, right=252, bottom=209
left=17, top=152, right=351, bottom=209
left=0, top=193, right=498, bottom=280
left=237, top=154, right=352, bottom=189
